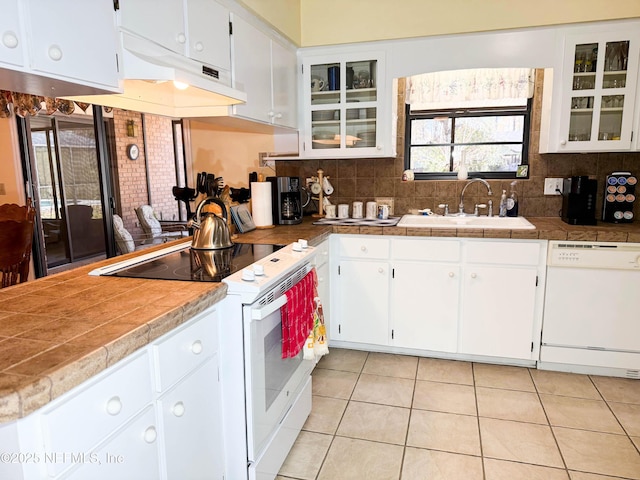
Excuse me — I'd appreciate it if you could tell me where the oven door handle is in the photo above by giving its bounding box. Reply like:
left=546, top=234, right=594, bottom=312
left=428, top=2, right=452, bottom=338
left=251, top=295, right=288, bottom=320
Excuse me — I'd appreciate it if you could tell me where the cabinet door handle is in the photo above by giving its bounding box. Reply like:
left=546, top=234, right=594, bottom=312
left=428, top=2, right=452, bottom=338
left=2, top=32, right=19, bottom=49
left=560, top=140, right=567, bottom=146
left=470, top=273, right=477, bottom=279
left=191, top=340, right=203, bottom=354
left=194, top=41, right=204, bottom=52
left=360, top=246, right=367, bottom=252
left=378, top=267, right=384, bottom=274
left=48, top=45, right=63, bottom=61
left=176, top=33, right=186, bottom=44
left=172, top=401, right=185, bottom=417
left=105, top=396, right=122, bottom=416
left=143, top=426, right=157, bottom=443
left=448, top=272, right=455, bottom=278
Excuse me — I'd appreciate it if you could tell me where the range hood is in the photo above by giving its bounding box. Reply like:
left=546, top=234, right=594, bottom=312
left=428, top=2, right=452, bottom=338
left=64, top=32, right=246, bottom=118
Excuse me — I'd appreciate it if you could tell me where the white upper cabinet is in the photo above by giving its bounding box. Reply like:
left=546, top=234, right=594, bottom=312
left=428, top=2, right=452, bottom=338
left=26, top=0, right=119, bottom=88
left=119, top=0, right=231, bottom=73
left=230, top=14, right=297, bottom=129
left=299, top=48, right=393, bottom=158
left=540, top=24, right=640, bottom=153
left=0, top=0, right=120, bottom=95
left=0, top=0, right=25, bottom=68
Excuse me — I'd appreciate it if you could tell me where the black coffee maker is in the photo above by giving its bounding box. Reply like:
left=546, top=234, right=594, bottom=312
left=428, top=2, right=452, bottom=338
left=268, top=176, right=303, bottom=225
left=561, top=176, right=598, bottom=225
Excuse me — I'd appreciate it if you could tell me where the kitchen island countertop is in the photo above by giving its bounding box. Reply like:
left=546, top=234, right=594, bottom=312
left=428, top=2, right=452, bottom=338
left=0, top=215, right=638, bottom=422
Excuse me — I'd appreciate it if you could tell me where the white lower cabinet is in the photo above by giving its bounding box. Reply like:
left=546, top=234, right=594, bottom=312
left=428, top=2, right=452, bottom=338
left=334, top=259, right=390, bottom=345
left=3, top=305, right=223, bottom=480
left=392, top=262, right=460, bottom=352
left=390, top=238, right=461, bottom=353
left=332, top=236, right=390, bottom=345
left=459, top=265, right=538, bottom=359
left=63, top=407, right=160, bottom=480
left=331, top=235, right=546, bottom=362
left=159, top=356, right=224, bottom=480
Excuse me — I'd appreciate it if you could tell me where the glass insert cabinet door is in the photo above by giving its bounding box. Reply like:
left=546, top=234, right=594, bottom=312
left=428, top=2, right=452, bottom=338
left=563, top=32, right=640, bottom=150
left=308, top=58, right=378, bottom=152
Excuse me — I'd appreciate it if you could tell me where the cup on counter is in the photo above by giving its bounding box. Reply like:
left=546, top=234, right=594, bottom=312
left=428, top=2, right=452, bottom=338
left=378, top=204, right=390, bottom=220
left=338, top=204, right=349, bottom=219
left=366, top=201, right=378, bottom=219
left=324, top=204, right=337, bottom=219
left=352, top=201, right=363, bottom=219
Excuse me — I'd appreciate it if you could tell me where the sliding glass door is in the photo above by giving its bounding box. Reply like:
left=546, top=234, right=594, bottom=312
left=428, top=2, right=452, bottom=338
left=22, top=112, right=114, bottom=272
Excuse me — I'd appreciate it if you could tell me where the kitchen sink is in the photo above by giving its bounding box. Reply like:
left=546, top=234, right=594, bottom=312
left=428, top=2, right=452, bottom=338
left=397, top=215, right=535, bottom=229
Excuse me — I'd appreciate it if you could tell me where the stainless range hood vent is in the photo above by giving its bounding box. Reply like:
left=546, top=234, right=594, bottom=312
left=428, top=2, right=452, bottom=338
left=63, top=32, right=246, bottom=118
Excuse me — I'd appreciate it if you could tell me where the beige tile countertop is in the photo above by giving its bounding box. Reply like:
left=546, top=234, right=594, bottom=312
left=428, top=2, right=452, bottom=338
left=0, top=215, right=637, bottom=423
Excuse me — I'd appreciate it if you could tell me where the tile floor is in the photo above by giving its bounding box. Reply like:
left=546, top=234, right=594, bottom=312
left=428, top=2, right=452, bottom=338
left=277, top=348, right=640, bottom=480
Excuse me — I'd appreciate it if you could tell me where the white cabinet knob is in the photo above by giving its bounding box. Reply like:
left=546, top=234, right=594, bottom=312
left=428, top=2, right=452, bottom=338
left=319, top=276, right=324, bottom=282
left=376, top=145, right=382, bottom=150
left=268, top=111, right=275, bottom=118
left=378, top=267, right=384, bottom=273
left=191, top=340, right=203, bottom=354
left=194, top=41, right=204, bottom=52
left=2, top=32, right=18, bottom=49
left=48, top=45, right=63, bottom=61
left=448, top=272, right=455, bottom=278
left=560, top=140, right=567, bottom=146
left=470, top=273, right=477, bottom=279
left=176, top=33, right=186, bottom=44
left=360, top=246, right=367, bottom=252
left=143, top=426, right=157, bottom=443
left=105, top=396, right=122, bottom=416
left=275, top=112, right=282, bottom=119
left=172, top=401, right=185, bottom=417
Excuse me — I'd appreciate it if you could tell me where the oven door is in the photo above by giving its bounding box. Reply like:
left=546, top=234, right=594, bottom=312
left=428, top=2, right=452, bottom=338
left=243, top=294, right=314, bottom=461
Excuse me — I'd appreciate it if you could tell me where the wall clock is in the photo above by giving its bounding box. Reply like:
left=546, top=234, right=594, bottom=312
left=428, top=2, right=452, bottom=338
left=126, top=143, right=139, bottom=160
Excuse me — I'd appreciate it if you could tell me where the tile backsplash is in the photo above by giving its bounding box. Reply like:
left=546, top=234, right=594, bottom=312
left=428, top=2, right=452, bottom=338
left=276, top=71, right=639, bottom=219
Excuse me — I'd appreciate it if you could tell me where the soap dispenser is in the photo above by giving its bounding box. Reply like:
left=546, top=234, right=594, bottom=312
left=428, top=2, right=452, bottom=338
left=499, top=190, right=508, bottom=217
left=506, top=181, right=519, bottom=217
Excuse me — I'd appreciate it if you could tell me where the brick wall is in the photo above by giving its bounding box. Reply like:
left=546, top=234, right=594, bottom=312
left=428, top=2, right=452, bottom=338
left=112, top=111, right=180, bottom=235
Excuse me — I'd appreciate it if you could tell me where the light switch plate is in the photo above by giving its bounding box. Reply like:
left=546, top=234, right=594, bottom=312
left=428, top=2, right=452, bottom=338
left=544, top=178, right=563, bottom=195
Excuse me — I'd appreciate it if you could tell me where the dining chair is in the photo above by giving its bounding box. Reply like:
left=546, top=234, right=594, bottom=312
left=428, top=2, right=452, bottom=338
left=0, top=220, right=34, bottom=288
left=134, top=205, right=187, bottom=243
left=0, top=201, right=36, bottom=287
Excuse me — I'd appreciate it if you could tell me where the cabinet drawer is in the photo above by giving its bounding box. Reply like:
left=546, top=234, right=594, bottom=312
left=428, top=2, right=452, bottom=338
left=465, top=241, right=541, bottom=266
left=41, top=350, right=153, bottom=477
left=153, top=308, right=219, bottom=391
left=392, top=238, right=461, bottom=262
left=336, top=236, right=389, bottom=259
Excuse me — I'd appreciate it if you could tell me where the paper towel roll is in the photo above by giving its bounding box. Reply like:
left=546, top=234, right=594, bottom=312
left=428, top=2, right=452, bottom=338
left=251, top=182, right=273, bottom=227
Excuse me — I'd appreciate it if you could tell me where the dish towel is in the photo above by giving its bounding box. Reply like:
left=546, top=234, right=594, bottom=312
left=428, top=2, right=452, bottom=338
left=304, top=269, right=329, bottom=361
left=281, top=269, right=315, bottom=359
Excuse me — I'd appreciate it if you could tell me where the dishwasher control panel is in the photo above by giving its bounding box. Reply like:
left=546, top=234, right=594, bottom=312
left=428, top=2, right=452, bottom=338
left=548, top=241, right=640, bottom=269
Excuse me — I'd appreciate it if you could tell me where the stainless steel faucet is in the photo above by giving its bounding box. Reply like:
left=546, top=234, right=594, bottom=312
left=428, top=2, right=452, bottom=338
left=458, top=178, right=493, bottom=216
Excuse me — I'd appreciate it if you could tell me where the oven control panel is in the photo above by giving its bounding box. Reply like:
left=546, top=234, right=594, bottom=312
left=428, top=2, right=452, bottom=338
left=224, top=241, right=317, bottom=299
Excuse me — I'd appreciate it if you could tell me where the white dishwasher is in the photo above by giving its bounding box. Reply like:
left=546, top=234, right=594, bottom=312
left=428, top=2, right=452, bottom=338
left=540, top=240, right=640, bottom=378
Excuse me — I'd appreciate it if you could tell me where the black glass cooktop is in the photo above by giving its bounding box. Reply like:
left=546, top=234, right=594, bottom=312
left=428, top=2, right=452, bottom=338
left=108, top=243, right=283, bottom=282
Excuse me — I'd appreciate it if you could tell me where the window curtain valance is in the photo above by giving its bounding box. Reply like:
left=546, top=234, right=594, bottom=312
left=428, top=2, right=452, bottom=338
left=407, top=68, right=534, bottom=110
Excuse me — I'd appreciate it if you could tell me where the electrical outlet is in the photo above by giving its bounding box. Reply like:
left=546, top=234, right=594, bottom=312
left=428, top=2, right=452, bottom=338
left=544, top=178, right=564, bottom=195
left=258, top=152, right=275, bottom=169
